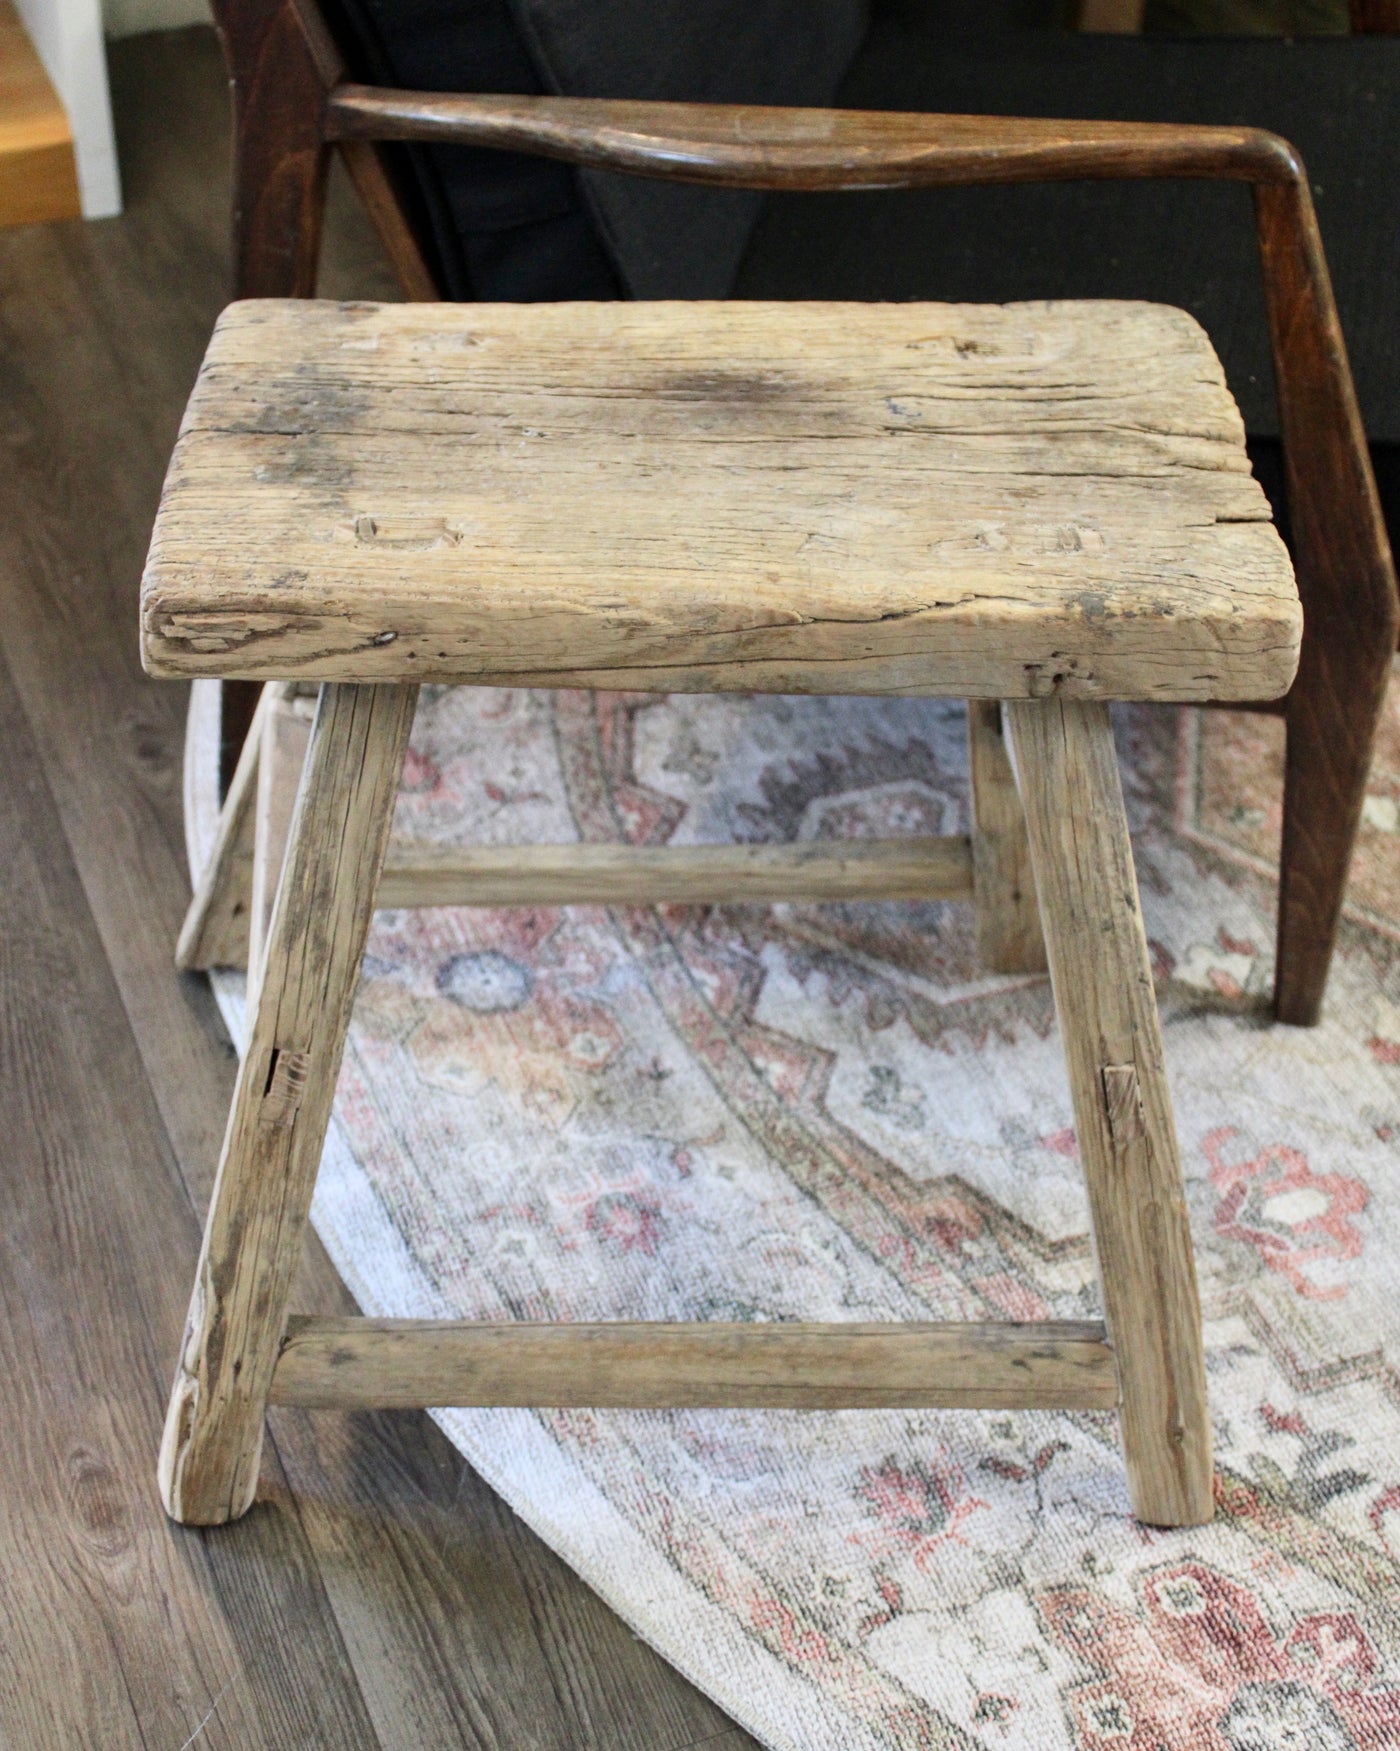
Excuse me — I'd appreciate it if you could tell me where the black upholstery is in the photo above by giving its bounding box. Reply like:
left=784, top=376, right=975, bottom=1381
left=320, top=0, right=868, bottom=301
left=320, top=0, right=623, bottom=300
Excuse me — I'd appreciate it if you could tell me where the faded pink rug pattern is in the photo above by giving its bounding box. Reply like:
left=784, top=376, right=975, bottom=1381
left=205, top=672, right=1400, bottom=1750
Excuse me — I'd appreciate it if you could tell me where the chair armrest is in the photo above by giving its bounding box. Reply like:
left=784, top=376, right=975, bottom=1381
left=323, top=89, right=1300, bottom=192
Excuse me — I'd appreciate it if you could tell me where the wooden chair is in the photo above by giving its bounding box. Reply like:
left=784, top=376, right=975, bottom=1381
left=199, top=0, right=1396, bottom=1031
left=145, top=290, right=1302, bottom=1530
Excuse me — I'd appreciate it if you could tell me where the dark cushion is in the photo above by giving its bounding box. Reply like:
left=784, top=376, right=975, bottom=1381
left=322, top=0, right=869, bottom=301
left=320, top=0, right=624, bottom=300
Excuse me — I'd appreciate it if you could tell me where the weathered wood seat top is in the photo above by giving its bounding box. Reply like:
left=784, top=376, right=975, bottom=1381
left=141, top=298, right=1299, bottom=701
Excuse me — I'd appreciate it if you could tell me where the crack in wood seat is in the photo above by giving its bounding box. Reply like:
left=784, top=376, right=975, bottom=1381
left=141, top=297, right=1299, bottom=702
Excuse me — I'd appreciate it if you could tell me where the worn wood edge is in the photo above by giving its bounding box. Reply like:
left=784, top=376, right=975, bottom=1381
left=271, top=1316, right=1118, bottom=1410
left=138, top=296, right=1302, bottom=704
left=323, top=90, right=1299, bottom=190
left=377, top=835, right=975, bottom=909
left=143, top=640, right=1304, bottom=705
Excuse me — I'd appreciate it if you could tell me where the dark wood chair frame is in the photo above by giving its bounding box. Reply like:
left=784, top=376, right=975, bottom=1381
left=206, top=0, right=1398, bottom=1027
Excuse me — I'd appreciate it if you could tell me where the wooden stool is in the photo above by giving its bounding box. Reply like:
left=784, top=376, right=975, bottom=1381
left=142, top=296, right=1301, bottom=1531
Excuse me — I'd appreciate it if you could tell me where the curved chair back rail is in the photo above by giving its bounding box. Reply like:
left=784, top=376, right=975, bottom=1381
left=324, top=90, right=1301, bottom=190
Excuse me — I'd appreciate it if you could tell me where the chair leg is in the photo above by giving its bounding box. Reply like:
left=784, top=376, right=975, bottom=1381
left=968, top=700, right=1047, bottom=975
left=209, top=0, right=332, bottom=301
left=159, top=683, right=417, bottom=1525
left=1274, top=645, right=1392, bottom=1027
left=1251, top=176, right=1399, bottom=1022
left=1005, top=697, right=1213, bottom=1527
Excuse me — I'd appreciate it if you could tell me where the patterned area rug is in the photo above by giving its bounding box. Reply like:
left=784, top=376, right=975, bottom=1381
left=199, top=670, right=1400, bottom=1751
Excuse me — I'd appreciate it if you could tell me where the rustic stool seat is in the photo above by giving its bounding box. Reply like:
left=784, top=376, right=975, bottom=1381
left=145, top=294, right=1302, bottom=1538
left=141, top=297, right=1298, bottom=702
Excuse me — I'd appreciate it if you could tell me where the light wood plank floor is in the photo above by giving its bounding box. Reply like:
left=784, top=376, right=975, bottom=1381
left=0, top=25, right=755, bottom=1748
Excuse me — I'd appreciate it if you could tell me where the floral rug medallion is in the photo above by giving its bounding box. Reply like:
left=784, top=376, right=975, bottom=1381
left=204, top=668, right=1400, bottom=1750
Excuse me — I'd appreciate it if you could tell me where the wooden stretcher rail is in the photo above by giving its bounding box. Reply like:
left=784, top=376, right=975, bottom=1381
left=270, top=1315, right=1119, bottom=1411
left=376, top=835, right=975, bottom=909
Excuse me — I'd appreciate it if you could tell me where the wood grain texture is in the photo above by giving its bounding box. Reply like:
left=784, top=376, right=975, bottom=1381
left=248, top=685, right=312, bottom=992
left=142, top=297, right=1299, bottom=703
left=0, top=0, right=80, bottom=228
left=1006, top=697, right=1212, bottom=1527
left=160, top=682, right=417, bottom=1525
left=324, top=88, right=1300, bottom=191
left=378, top=835, right=974, bottom=909
left=968, top=700, right=1047, bottom=974
left=272, top=1317, right=1118, bottom=1411
left=213, top=0, right=333, bottom=298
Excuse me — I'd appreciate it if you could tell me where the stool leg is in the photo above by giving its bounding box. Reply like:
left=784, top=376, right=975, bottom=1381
left=247, top=688, right=316, bottom=1003
left=159, top=682, right=417, bottom=1524
left=1005, top=697, right=1212, bottom=1527
left=968, top=700, right=1047, bottom=975
left=175, top=685, right=269, bottom=973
